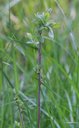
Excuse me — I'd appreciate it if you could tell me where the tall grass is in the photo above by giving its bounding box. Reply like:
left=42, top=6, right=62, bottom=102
left=0, top=0, right=79, bottom=128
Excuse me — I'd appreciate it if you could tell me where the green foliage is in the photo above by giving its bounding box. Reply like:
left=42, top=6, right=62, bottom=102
left=0, top=0, right=79, bottom=128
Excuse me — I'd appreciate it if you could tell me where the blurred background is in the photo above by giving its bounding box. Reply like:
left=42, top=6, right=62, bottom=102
left=0, top=0, right=79, bottom=128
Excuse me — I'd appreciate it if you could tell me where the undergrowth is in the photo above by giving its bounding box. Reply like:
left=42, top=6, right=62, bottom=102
left=0, top=0, right=79, bottom=128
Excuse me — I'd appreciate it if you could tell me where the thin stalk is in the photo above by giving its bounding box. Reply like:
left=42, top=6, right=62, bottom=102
left=0, top=58, right=3, bottom=91
left=37, top=32, right=42, bottom=128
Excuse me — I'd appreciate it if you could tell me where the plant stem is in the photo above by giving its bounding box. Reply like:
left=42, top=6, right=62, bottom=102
left=38, top=32, right=42, bottom=128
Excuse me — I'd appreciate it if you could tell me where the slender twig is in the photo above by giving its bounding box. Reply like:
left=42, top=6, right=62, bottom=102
left=37, top=32, right=42, bottom=128
left=0, top=58, right=3, bottom=91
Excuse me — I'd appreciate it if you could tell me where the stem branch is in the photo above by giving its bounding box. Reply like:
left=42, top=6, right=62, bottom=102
left=38, top=32, right=42, bottom=128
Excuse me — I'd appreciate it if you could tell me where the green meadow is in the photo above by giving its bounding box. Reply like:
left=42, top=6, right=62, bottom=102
left=0, top=0, right=79, bottom=128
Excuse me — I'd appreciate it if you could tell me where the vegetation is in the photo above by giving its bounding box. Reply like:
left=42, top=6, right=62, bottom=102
left=0, top=0, right=79, bottom=128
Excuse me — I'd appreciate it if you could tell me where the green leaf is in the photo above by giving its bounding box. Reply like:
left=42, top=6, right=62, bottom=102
left=27, top=40, right=39, bottom=45
left=53, top=23, right=60, bottom=28
left=27, top=33, right=33, bottom=40
left=48, top=27, right=54, bottom=40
